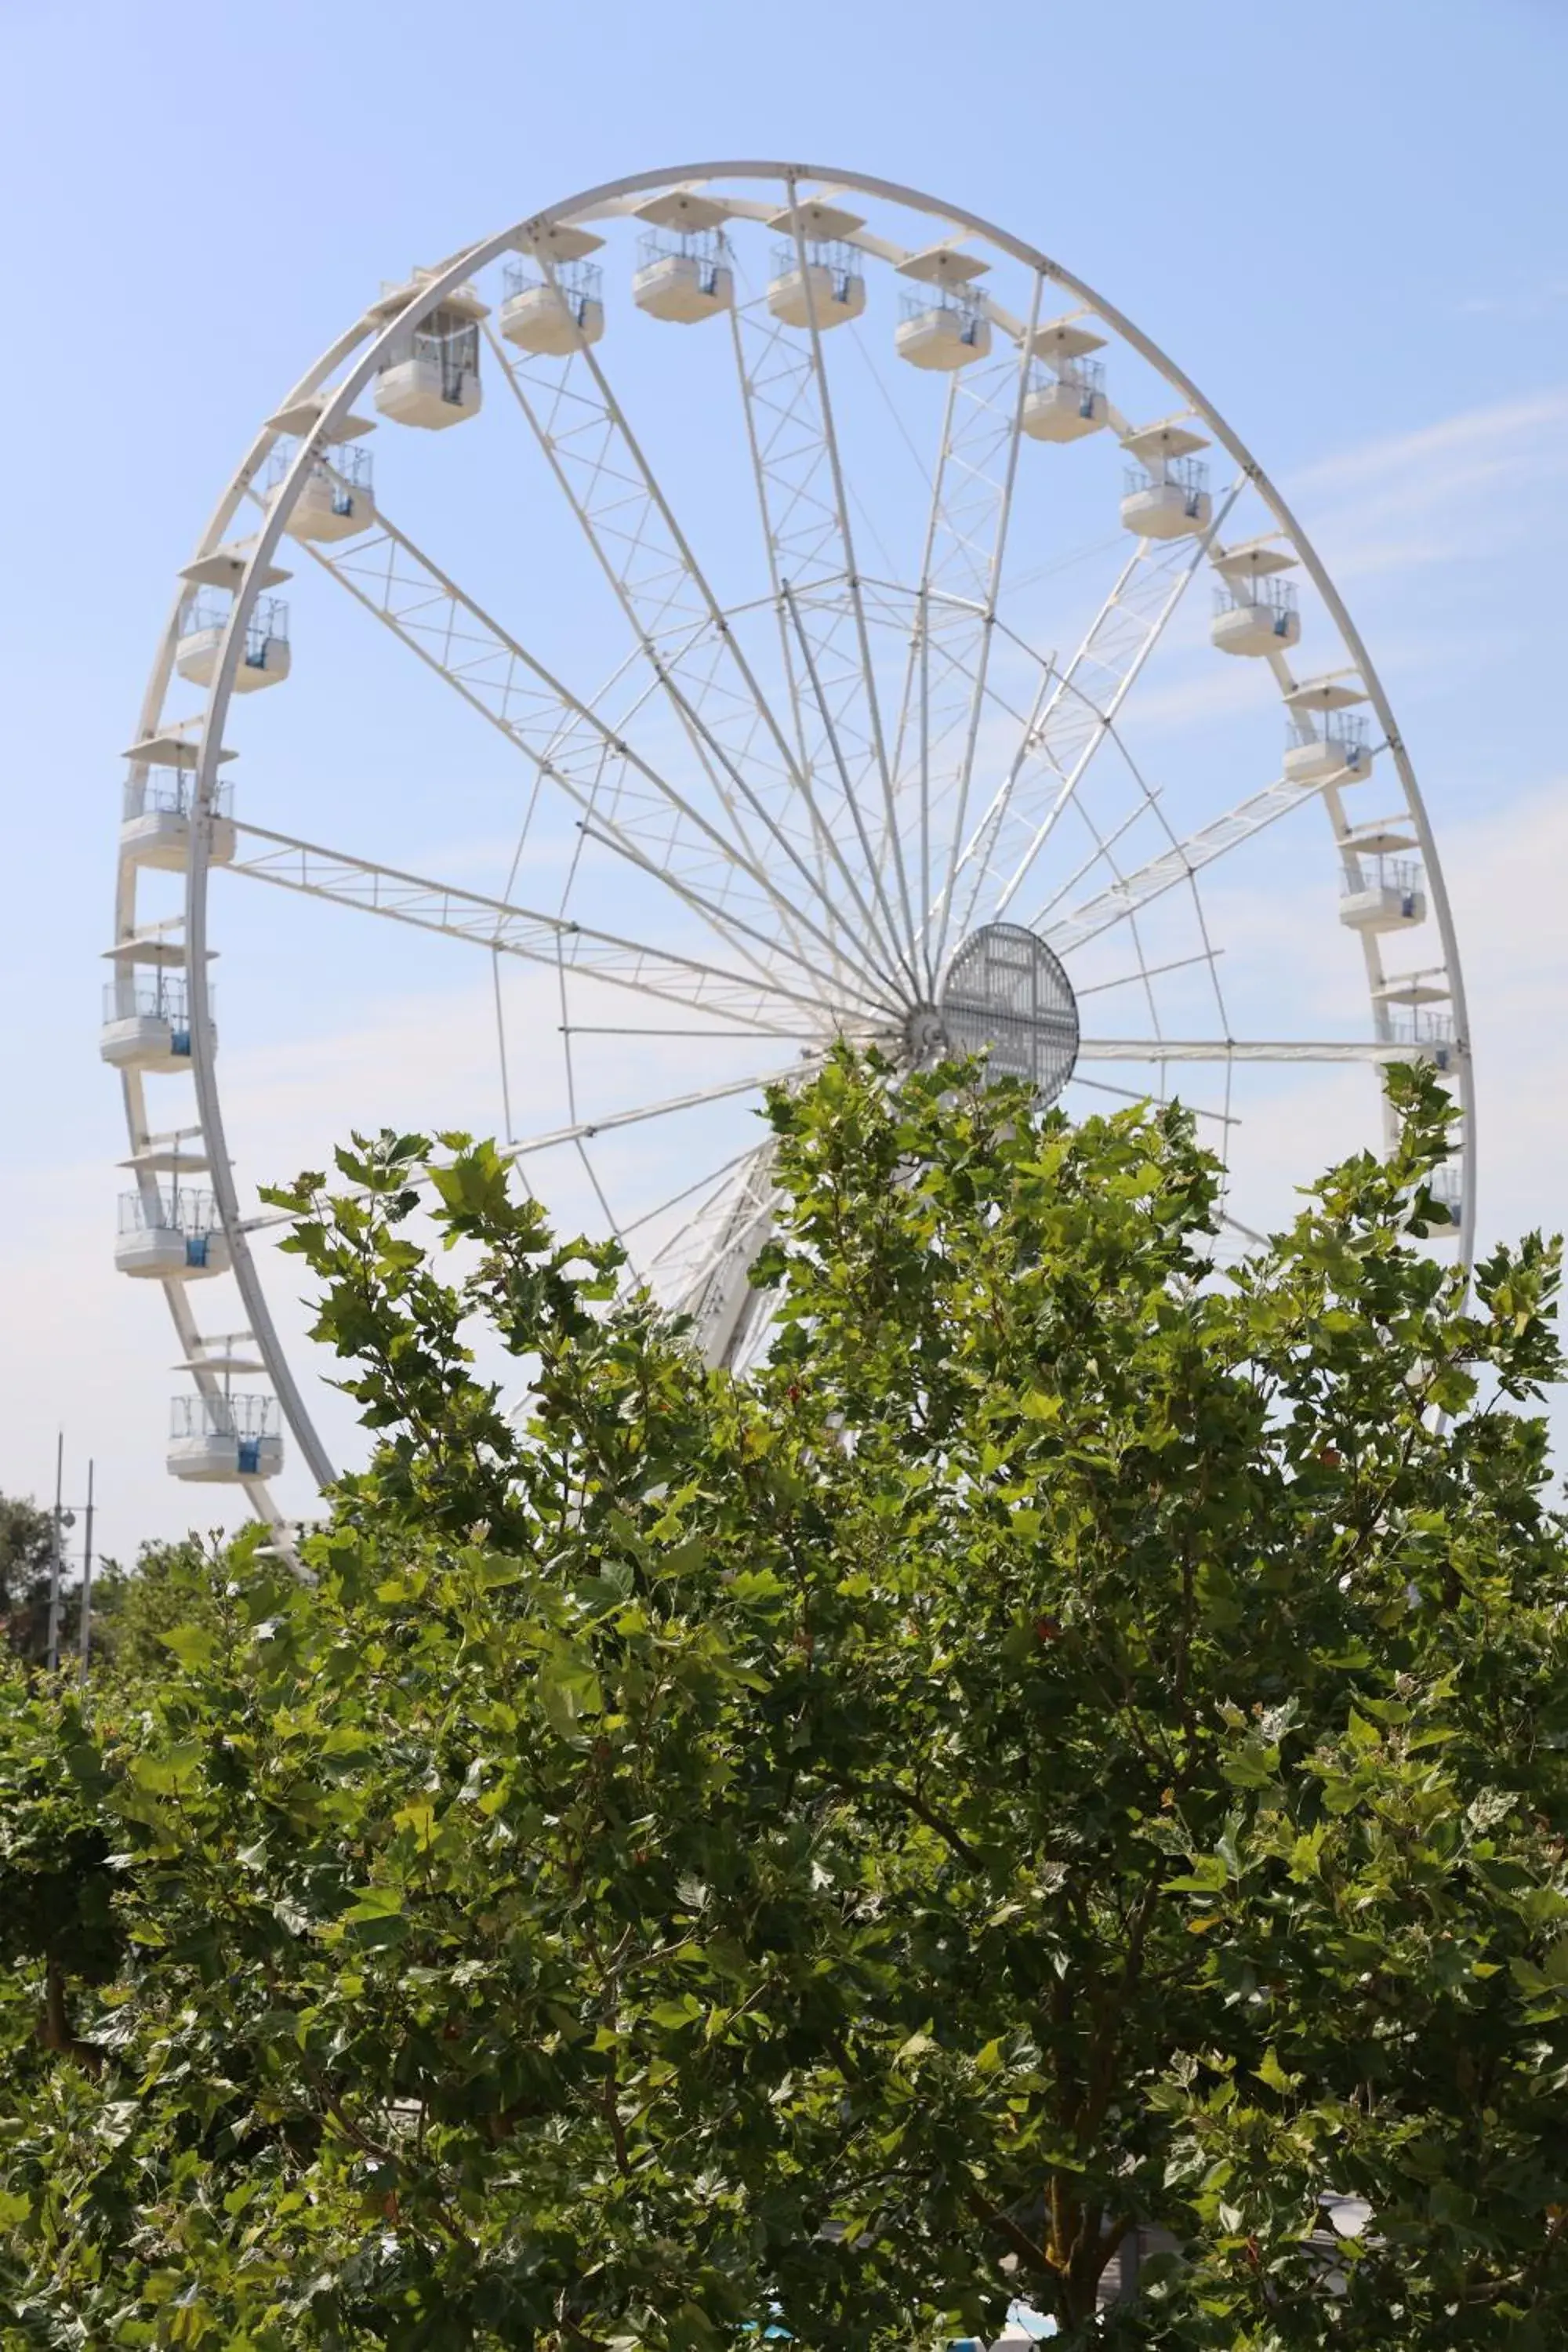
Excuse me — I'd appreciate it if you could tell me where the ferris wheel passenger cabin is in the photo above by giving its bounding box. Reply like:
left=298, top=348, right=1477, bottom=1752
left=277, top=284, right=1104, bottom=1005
left=372, top=273, right=487, bottom=428
left=1021, top=314, right=1109, bottom=441
left=99, top=935, right=216, bottom=1073
left=1210, top=536, right=1301, bottom=655
left=1427, top=1163, right=1464, bottom=1232
left=764, top=200, right=869, bottom=330
left=1339, top=829, right=1428, bottom=934
left=167, top=1383, right=283, bottom=1483
left=115, top=1184, right=229, bottom=1281
left=1374, top=967, right=1453, bottom=1028
left=501, top=262, right=605, bottom=355
left=895, top=244, right=993, bottom=368
left=632, top=192, right=735, bottom=323
left=1120, top=416, right=1213, bottom=538
left=176, top=591, right=290, bottom=691
left=268, top=443, right=376, bottom=543
left=1283, top=674, right=1376, bottom=785
left=120, top=729, right=237, bottom=873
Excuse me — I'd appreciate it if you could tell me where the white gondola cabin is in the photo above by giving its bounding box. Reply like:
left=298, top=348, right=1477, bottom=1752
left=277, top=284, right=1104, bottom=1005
left=120, top=735, right=237, bottom=873
left=269, top=441, right=376, bottom=543
left=1425, top=1163, right=1463, bottom=1236
left=764, top=200, right=867, bottom=332
left=895, top=242, right=992, bottom=370
left=1022, top=361, right=1107, bottom=442
left=168, top=1390, right=282, bottom=1483
left=1285, top=717, right=1374, bottom=786
left=768, top=246, right=867, bottom=331
left=1210, top=536, right=1301, bottom=655
left=116, top=1187, right=229, bottom=1280
left=1122, top=461, right=1210, bottom=539
left=896, top=295, right=991, bottom=369
left=1340, top=851, right=1426, bottom=933
left=1120, top=416, right=1213, bottom=539
left=176, top=592, right=290, bottom=691
left=632, top=192, right=734, bottom=324
left=500, top=258, right=605, bottom=354
left=1022, top=314, right=1109, bottom=441
left=1212, top=579, right=1300, bottom=656
left=1283, top=675, right=1375, bottom=784
left=1387, top=1005, right=1454, bottom=1068
left=371, top=274, right=488, bottom=428
left=376, top=323, right=483, bottom=427
left=99, top=938, right=216, bottom=1073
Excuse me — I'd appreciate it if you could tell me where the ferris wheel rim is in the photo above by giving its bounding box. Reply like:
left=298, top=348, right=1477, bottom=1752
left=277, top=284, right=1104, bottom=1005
left=116, top=158, right=1474, bottom=1519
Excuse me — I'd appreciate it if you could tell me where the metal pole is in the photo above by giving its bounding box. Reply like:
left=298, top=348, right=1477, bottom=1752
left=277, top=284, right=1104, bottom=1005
left=77, top=1461, right=95, bottom=1687
left=46, top=1433, right=64, bottom=1673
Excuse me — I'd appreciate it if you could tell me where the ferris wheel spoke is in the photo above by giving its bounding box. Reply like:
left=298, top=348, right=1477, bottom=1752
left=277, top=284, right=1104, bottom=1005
left=1069, top=1072, right=1237, bottom=1128
left=231, top=1074, right=793, bottom=1243
left=775, top=583, right=921, bottom=985
left=1076, top=946, right=1226, bottom=1000
left=223, top=819, right=846, bottom=1030
left=620, top=1140, right=767, bottom=1239
left=880, top=327, right=1052, bottom=972
left=1038, top=768, right=1325, bottom=954
left=924, top=270, right=1046, bottom=982
left=503, top=1067, right=813, bottom=1164
left=485, top=335, right=831, bottom=980
left=961, top=480, right=1246, bottom=931
left=485, top=296, right=908, bottom=995
left=1076, top=1037, right=1440, bottom=1065
left=727, top=187, right=922, bottom=984
left=573, top=813, right=901, bottom=1023
left=285, top=513, right=892, bottom=1005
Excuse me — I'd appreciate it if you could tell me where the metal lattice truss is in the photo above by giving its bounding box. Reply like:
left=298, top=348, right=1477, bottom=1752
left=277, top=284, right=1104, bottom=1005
left=228, top=818, right=834, bottom=1033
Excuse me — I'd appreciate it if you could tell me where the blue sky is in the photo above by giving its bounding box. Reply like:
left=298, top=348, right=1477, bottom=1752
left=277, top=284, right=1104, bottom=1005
left=3, top=0, right=1566, bottom=1563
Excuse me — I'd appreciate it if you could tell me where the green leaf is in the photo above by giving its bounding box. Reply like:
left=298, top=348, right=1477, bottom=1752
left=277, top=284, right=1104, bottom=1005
left=129, top=1743, right=205, bottom=1794
left=158, top=1626, right=217, bottom=1668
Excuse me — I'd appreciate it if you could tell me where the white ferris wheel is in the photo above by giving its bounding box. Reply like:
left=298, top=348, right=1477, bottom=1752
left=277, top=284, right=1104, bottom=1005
left=104, top=162, right=1473, bottom=1531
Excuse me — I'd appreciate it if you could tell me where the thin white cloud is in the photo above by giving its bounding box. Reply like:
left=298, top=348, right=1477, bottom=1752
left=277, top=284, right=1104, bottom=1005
left=1287, top=387, right=1568, bottom=583
left=1290, top=389, right=1568, bottom=498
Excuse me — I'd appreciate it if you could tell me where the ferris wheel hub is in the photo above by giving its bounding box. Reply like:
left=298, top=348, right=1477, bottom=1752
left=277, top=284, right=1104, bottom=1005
left=902, top=1004, right=948, bottom=1066
left=938, top=923, right=1080, bottom=1109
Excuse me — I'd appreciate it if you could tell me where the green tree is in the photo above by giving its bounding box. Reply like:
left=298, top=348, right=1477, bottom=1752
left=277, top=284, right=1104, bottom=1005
left=89, top=1530, right=256, bottom=1682
left=0, top=1491, right=60, bottom=1663
left=2, top=1054, right=1567, bottom=2350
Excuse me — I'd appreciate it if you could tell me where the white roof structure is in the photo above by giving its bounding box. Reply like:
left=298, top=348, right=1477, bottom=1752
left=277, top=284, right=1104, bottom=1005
left=633, top=190, right=731, bottom=232
left=1029, top=310, right=1106, bottom=360
left=1122, top=411, right=1210, bottom=460
left=764, top=199, right=867, bottom=241
left=897, top=241, right=990, bottom=285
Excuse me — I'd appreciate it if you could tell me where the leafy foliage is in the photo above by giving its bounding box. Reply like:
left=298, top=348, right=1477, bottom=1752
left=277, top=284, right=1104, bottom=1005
left=89, top=1534, right=253, bottom=1683
left=2, top=1057, right=1567, bottom=2348
left=0, top=1491, right=62, bottom=1664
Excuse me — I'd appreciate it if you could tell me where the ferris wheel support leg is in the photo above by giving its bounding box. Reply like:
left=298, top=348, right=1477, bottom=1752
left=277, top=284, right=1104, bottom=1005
left=665, top=1144, right=781, bottom=1372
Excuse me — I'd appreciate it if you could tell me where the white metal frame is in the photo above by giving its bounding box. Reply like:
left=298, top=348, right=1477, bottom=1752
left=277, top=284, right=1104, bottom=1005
left=111, top=162, right=1472, bottom=1526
